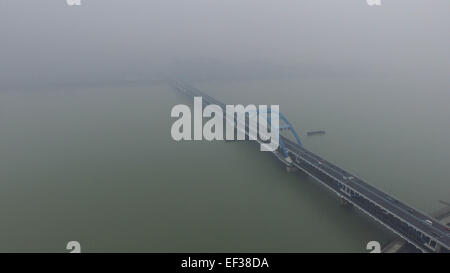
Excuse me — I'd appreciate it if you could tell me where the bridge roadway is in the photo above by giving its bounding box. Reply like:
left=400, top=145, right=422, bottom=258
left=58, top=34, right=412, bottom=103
left=174, top=82, right=450, bottom=253
left=282, top=137, right=449, bottom=253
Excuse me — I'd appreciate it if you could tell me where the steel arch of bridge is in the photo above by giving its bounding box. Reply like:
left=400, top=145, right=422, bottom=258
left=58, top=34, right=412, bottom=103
left=247, top=108, right=302, bottom=158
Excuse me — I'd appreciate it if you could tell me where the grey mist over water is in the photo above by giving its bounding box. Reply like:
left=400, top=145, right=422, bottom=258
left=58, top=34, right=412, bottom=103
left=0, top=1, right=449, bottom=252
left=1, top=77, right=449, bottom=252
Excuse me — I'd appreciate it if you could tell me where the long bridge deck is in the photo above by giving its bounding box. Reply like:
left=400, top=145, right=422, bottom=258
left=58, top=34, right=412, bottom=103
left=174, top=82, right=450, bottom=253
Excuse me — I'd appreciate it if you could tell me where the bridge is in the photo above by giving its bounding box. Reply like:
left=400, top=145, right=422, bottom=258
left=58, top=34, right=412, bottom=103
left=172, top=82, right=450, bottom=253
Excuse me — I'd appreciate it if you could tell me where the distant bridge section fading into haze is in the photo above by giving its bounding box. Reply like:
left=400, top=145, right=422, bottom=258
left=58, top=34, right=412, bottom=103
left=173, top=82, right=450, bottom=253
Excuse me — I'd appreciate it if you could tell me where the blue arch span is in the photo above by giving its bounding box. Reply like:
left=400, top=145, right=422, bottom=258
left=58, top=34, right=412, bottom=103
left=247, top=108, right=302, bottom=158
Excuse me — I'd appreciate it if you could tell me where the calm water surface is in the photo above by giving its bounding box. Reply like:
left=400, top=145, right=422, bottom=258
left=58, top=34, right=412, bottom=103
left=0, top=76, right=449, bottom=252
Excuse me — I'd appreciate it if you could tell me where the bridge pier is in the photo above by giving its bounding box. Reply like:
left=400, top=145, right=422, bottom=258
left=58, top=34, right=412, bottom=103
left=280, top=156, right=297, bottom=172
left=435, top=244, right=441, bottom=253
left=340, top=197, right=352, bottom=207
left=286, top=166, right=297, bottom=173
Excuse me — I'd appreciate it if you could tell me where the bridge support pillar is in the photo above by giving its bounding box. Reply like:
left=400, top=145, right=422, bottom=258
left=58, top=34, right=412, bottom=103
left=340, top=197, right=352, bottom=207
left=286, top=166, right=297, bottom=173
left=435, top=244, right=441, bottom=253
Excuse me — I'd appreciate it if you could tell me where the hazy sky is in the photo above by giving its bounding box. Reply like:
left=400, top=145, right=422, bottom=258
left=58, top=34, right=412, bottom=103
left=1, top=0, right=449, bottom=87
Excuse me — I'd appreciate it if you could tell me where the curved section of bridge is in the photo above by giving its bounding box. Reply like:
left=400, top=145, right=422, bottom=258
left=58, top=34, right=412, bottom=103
left=247, top=108, right=303, bottom=158
left=173, top=82, right=450, bottom=253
